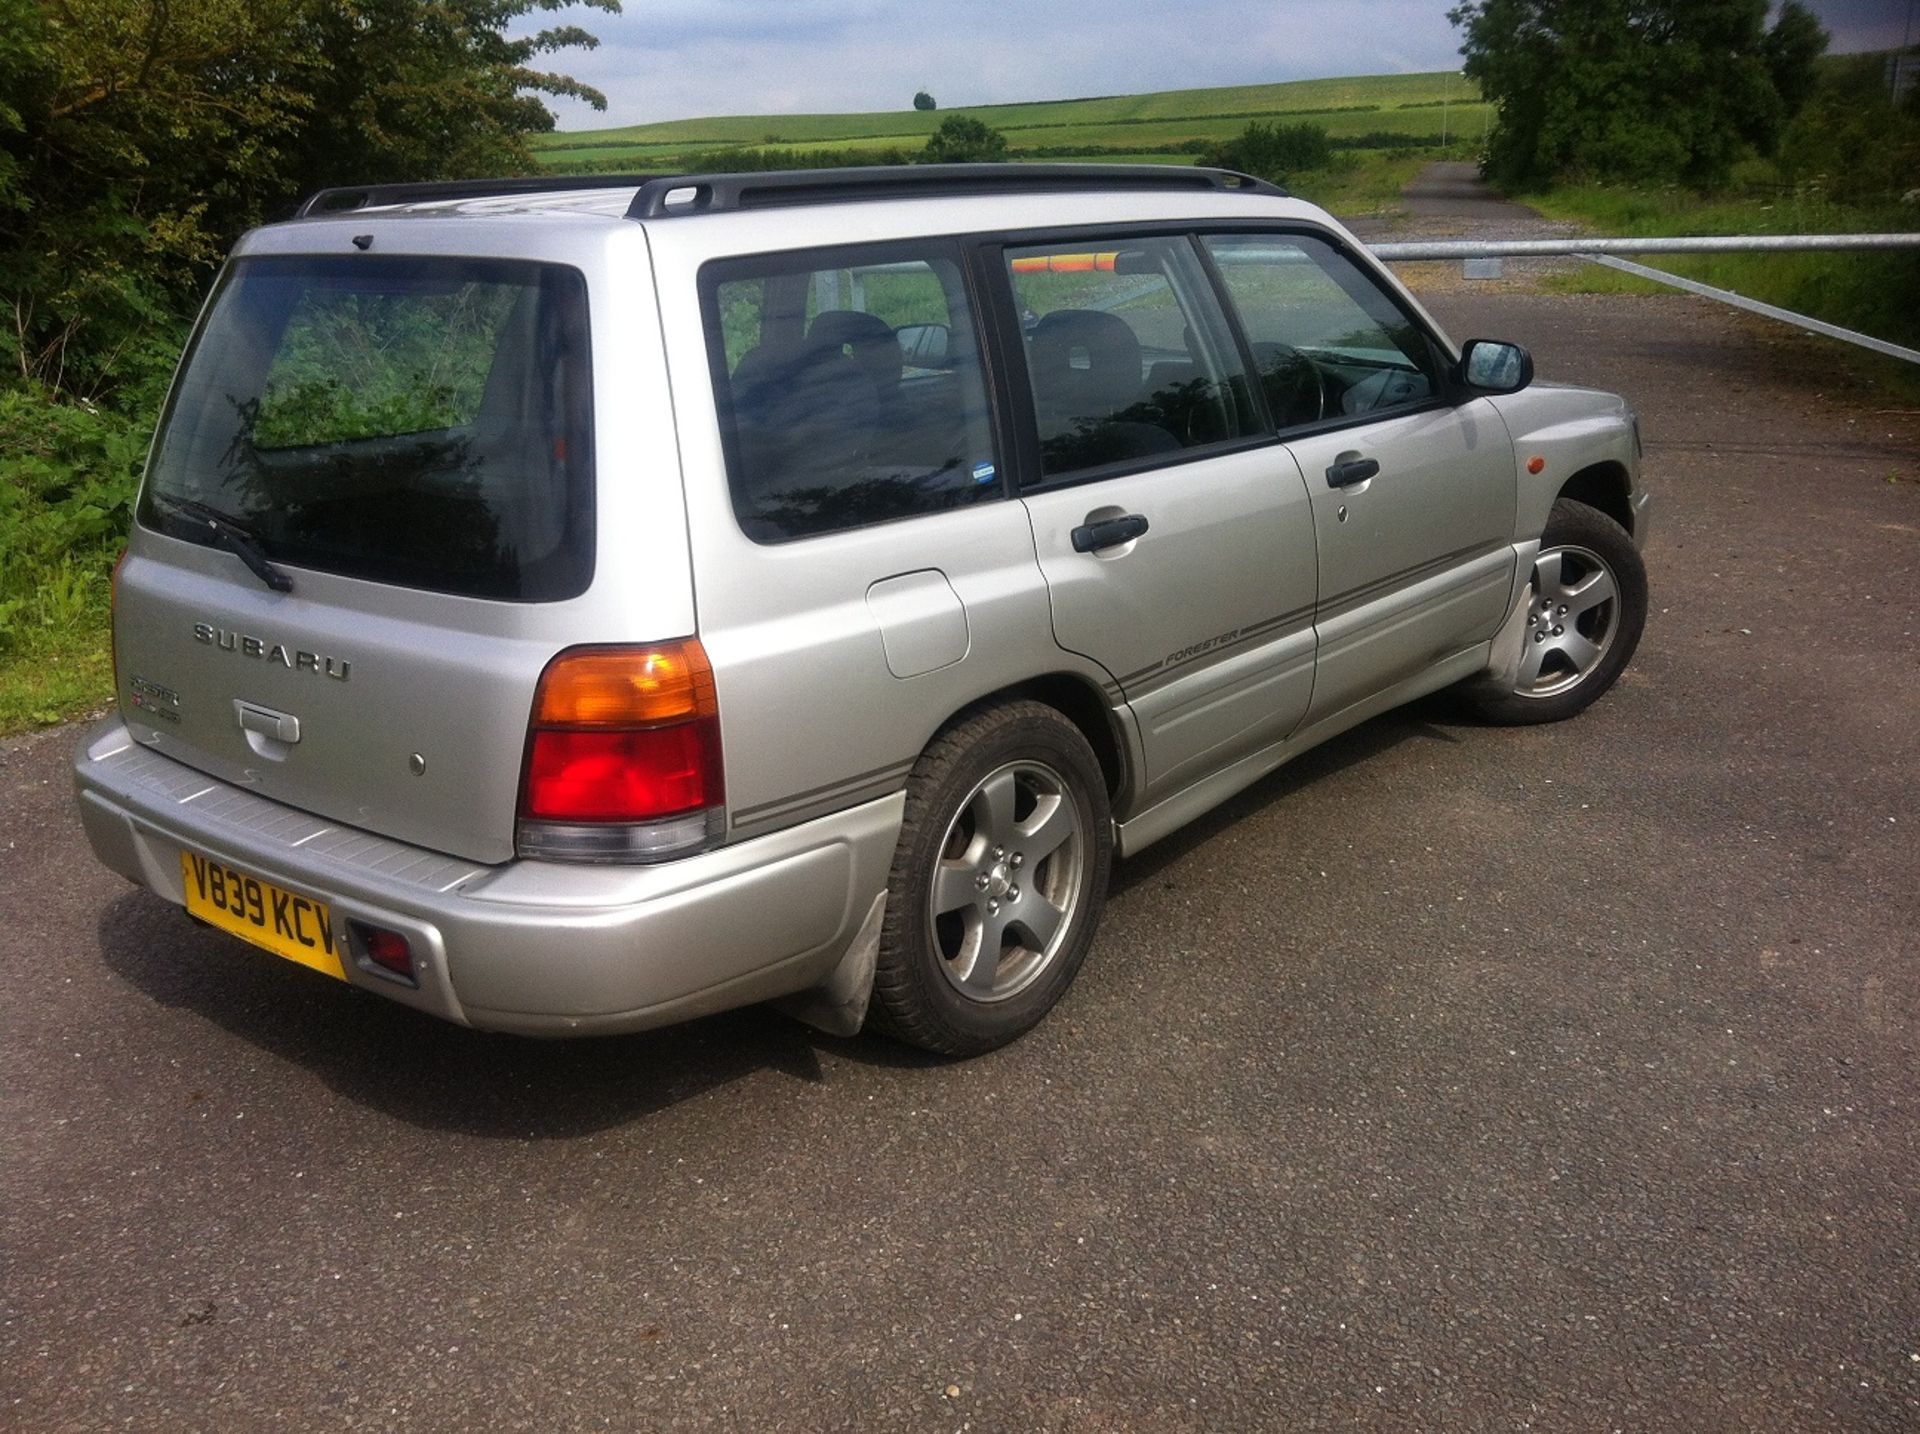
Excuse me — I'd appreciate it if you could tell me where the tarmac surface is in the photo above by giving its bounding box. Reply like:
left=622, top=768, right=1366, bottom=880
left=4, top=170, right=1918, bottom=1432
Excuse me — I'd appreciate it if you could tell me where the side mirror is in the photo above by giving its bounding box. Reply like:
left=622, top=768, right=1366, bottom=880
left=1459, top=338, right=1533, bottom=394
left=895, top=322, right=952, bottom=368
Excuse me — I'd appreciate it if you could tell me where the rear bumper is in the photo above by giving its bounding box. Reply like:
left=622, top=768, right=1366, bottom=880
left=73, top=718, right=903, bottom=1036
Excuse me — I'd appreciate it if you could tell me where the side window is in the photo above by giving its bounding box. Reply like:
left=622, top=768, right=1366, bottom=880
left=704, top=245, right=998, bottom=543
left=1202, top=234, right=1438, bottom=429
left=1005, top=235, right=1256, bottom=482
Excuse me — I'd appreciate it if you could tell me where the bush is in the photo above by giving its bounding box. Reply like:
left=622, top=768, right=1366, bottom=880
left=0, top=387, right=149, bottom=654
left=921, top=117, right=1009, bottom=164
left=1201, top=121, right=1333, bottom=181
left=1778, top=55, right=1920, bottom=203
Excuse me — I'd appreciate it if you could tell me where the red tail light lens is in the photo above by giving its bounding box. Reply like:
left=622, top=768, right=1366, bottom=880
left=516, top=641, right=725, bottom=863
left=523, top=725, right=719, bottom=822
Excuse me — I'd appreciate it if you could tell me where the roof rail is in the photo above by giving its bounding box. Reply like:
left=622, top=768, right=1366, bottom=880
left=294, top=174, right=664, bottom=218
left=624, top=164, right=1286, bottom=220
left=292, top=164, right=1289, bottom=223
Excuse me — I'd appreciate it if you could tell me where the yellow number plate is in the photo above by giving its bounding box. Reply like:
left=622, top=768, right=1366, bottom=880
left=180, top=850, right=346, bottom=981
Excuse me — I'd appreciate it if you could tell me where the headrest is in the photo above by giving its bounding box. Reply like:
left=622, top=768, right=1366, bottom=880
left=1029, top=310, right=1143, bottom=417
left=807, top=309, right=903, bottom=389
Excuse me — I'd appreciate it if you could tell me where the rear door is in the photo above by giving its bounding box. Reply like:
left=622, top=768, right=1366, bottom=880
left=992, top=233, right=1319, bottom=806
left=1202, top=233, right=1516, bottom=723
left=672, top=237, right=1049, bottom=837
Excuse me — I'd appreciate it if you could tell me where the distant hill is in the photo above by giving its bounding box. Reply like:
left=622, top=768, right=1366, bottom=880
left=530, top=72, right=1490, bottom=171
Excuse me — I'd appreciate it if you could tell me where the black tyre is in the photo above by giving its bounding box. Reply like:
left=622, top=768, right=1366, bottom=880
left=1462, top=498, right=1647, bottom=725
left=867, top=701, right=1113, bottom=1056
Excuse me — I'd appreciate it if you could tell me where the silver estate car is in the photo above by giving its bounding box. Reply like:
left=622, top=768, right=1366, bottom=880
left=74, top=165, right=1649, bottom=1054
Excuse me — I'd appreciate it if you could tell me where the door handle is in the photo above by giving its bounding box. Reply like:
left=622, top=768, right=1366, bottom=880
left=1071, top=513, right=1150, bottom=552
left=1326, top=456, right=1381, bottom=489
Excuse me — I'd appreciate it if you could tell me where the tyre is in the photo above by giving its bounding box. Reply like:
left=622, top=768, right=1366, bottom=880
left=1462, top=498, right=1647, bottom=725
left=868, top=701, right=1113, bottom=1056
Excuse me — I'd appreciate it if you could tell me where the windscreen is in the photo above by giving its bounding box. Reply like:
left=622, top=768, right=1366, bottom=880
left=141, top=255, right=594, bottom=601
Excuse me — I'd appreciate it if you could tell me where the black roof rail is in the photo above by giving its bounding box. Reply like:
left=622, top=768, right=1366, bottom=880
left=294, top=173, right=665, bottom=218
left=292, top=163, right=1288, bottom=223
left=624, top=164, right=1287, bottom=220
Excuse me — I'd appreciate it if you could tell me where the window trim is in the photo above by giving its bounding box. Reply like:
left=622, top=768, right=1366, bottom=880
left=697, top=236, right=1011, bottom=546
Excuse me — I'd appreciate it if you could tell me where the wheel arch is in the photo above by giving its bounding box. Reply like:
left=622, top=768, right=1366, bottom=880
left=936, top=672, right=1132, bottom=812
left=1556, top=461, right=1635, bottom=537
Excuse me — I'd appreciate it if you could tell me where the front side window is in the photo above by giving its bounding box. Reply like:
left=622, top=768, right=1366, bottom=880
left=1006, top=235, right=1256, bottom=482
left=704, top=245, right=999, bottom=543
left=142, top=255, right=594, bottom=601
left=1203, top=234, right=1438, bottom=429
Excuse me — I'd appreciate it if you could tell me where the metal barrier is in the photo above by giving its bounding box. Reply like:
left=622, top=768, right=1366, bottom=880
left=1368, top=234, right=1920, bottom=365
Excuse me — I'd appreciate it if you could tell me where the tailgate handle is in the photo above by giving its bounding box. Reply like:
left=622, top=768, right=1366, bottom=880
left=235, top=701, right=301, bottom=744
left=1071, top=513, right=1149, bottom=553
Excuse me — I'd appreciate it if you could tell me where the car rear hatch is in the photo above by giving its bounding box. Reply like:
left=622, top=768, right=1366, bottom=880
left=116, top=248, right=612, bottom=866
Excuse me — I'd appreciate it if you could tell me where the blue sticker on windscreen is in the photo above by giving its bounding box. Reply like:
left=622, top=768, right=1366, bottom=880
left=972, top=462, right=997, bottom=485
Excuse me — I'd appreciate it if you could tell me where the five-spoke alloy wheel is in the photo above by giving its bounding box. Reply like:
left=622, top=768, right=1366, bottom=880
left=870, top=701, right=1112, bottom=1055
left=927, top=759, right=1087, bottom=1003
left=1464, top=497, right=1648, bottom=725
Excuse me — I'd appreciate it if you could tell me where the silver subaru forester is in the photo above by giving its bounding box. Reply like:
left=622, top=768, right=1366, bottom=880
left=74, top=165, right=1649, bottom=1055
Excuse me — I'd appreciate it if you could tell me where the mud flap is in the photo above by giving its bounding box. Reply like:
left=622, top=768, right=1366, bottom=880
left=774, top=891, right=886, bottom=1037
left=1465, top=540, right=1539, bottom=694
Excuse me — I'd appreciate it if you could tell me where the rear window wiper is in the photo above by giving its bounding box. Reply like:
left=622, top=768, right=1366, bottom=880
left=150, top=494, right=295, bottom=593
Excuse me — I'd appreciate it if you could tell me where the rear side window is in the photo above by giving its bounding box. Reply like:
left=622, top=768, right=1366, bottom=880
left=1006, top=235, right=1257, bottom=482
left=142, top=255, right=594, bottom=601
left=702, top=244, right=1000, bottom=543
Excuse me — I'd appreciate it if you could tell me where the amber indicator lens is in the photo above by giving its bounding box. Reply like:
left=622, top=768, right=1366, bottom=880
left=533, top=643, right=716, bottom=728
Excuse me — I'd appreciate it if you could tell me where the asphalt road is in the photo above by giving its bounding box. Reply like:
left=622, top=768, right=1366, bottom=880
left=4, top=183, right=1918, bottom=1433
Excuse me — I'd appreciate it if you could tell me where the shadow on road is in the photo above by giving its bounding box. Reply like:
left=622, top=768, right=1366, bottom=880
left=1110, top=702, right=1467, bottom=896
left=94, top=892, right=951, bottom=1140
left=92, top=703, right=1469, bottom=1139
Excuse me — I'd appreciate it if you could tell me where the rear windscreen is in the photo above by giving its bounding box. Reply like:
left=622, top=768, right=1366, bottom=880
left=141, top=255, right=594, bottom=601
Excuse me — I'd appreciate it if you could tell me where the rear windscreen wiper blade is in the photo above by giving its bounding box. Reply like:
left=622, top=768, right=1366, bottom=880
left=152, top=495, right=294, bottom=593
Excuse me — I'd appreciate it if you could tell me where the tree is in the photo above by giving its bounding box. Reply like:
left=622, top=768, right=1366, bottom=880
left=0, top=0, right=617, bottom=401
left=279, top=1, right=620, bottom=192
left=913, top=90, right=936, bottom=111
left=1449, top=0, right=1828, bottom=189
left=1763, top=2, right=1829, bottom=118
left=0, top=0, right=318, bottom=396
left=920, top=115, right=1007, bottom=164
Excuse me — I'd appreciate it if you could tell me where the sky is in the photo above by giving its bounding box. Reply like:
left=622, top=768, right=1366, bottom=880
left=526, top=0, right=1919, bottom=132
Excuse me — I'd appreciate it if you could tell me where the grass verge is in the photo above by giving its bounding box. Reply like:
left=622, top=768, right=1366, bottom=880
left=0, top=628, right=111, bottom=734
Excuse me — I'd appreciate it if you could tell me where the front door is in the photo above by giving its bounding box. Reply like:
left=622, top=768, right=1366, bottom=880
left=1202, top=233, right=1516, bottom=723
left=998, top=233, right=1319, bottom=805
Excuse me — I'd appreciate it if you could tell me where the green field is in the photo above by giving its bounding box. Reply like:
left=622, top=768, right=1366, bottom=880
left=530, top=72, right=1489, bottom=171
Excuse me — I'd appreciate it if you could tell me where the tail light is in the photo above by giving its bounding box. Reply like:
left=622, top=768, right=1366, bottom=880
left=515, top=641, right=725, bottom=863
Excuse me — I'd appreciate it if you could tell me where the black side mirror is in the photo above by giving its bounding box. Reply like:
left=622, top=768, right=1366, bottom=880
left=1459, top=338, right=1534, bottom=394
